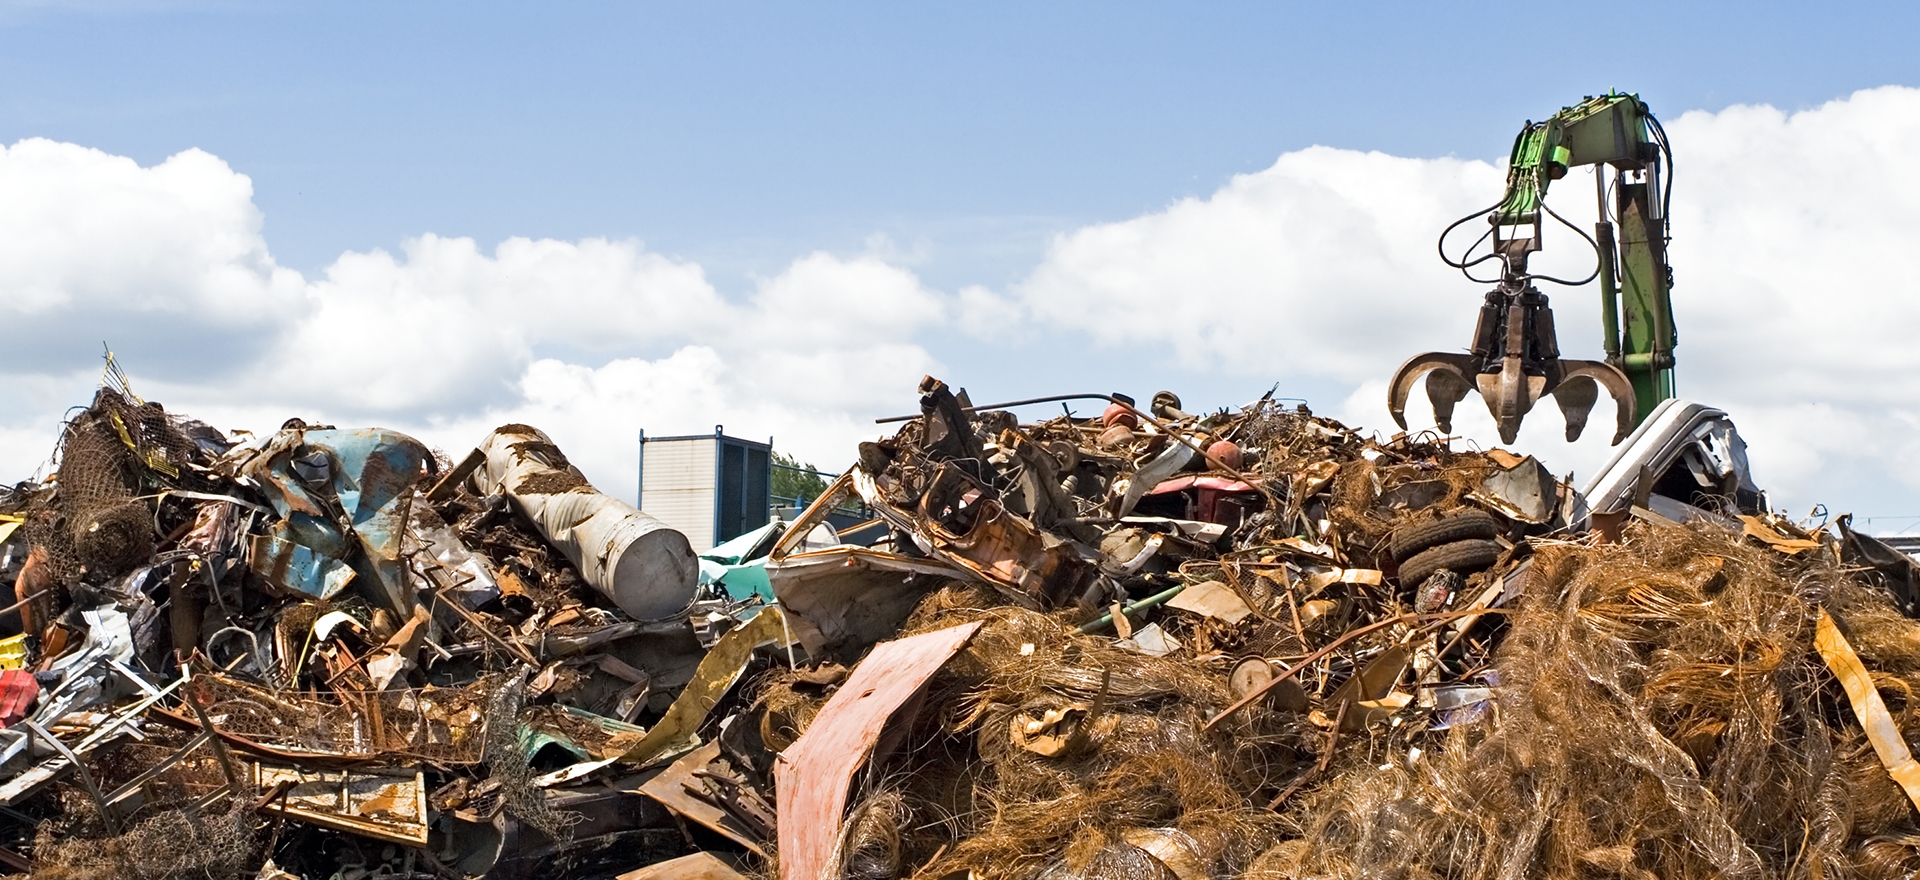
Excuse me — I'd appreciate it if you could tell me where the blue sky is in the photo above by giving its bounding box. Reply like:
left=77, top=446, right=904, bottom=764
left=7, top=1, right=1911, bottom=286
left=5, top=2, right=1920, bottom=527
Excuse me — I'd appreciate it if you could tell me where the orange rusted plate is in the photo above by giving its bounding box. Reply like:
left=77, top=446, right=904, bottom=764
left=774, top=621, right=981, bottom=880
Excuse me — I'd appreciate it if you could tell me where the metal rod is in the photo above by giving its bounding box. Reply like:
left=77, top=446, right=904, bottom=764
left=24, top=721, right=119, bottom=837
left=1076, top=584, right=1187, bottom=634
left=834, top=517, right=885, bottom=536
left=0, top=589, right=51, bottom=620
left=875, top=393, right=1129, bottom=424
left=1204, top=606, right=1509, bottom=731
left=430, top=589, right=540, bottom=667
left=1204, top=613, right=1412, bottom=731
left=1266, top=698, right=1346, bottom=810
left=103, top=731, right=213, bottom=809
left=184, top=684, right=245, bottom=796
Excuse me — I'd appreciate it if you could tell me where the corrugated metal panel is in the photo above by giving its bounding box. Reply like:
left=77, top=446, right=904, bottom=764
left=714, top=440, right=773, bottom=544
left=643, top=437, right=717, bottom=551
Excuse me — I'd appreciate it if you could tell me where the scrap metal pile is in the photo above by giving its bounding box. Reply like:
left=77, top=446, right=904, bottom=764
left=4, top=374, right=1920, bottom=880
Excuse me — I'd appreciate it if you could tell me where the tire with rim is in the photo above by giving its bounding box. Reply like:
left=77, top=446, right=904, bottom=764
left=1397, top=538, right=1502, bottom=587
left=1389, top=509, right=1500, bottom=562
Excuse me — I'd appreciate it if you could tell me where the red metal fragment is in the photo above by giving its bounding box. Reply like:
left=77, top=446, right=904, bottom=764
left=0, top=671, right=36, bottom=729
left=774, top=622, right=982, bottom=880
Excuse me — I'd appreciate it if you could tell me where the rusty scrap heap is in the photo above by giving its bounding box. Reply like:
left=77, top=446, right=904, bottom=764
left=1, top=375, right=1920, bottom=880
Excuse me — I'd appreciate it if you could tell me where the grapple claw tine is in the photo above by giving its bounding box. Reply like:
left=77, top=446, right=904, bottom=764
left=1557, top=360, right=1639, bottom=445
left=1424, top=370, right=1472, bottom=434
left=1387, top=352, right=1478, bottom=435
left=1551, top=375, right=1598, bottom=442
left=1477, top=355, right=1547, bottom=446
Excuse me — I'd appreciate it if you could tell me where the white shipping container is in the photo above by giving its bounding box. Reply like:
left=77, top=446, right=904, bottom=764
left=638, top=428, right=772, bottom=553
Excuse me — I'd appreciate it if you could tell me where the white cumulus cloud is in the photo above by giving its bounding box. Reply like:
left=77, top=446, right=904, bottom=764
left=4, top=86, right=1920, bottom=522
left=0, top=139, right=947, bottom=499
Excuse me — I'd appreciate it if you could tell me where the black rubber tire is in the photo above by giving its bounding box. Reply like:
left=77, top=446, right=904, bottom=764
left=1397, top=538, right=1502, bottom=587
left=1390, top=509, right=1499, bottom=562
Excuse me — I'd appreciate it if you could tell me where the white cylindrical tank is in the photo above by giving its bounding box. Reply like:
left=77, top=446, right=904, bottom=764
left=474, top=425, right=698, bottom=620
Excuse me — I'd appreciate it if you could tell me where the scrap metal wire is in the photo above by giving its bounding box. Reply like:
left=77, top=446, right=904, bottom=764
left=1265, top=519, right=1920, bottom=880
left=25, top=786, right=261, bottom=880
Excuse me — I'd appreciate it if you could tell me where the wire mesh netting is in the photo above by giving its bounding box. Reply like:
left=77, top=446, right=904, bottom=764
left=26, top=387, right=203, bottom=584
left=191, top=672, right=495, bottom=765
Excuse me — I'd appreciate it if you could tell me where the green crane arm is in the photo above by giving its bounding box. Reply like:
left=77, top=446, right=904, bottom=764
left=1496, top=92, right=1677, bottom=423
left=1389, top=91, right=1677, bottom=446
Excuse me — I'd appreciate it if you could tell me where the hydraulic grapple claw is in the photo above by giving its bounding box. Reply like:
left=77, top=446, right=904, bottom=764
left=1387, top=283, right=1637, bottom=446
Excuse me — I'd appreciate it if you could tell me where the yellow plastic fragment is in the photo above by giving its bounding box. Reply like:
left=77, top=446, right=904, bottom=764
left=1740, top=515, right=1821, bottom=555
left=1815, top=609, right=1920, bottom=813
left=1166, top=579, right=1253, bottom=624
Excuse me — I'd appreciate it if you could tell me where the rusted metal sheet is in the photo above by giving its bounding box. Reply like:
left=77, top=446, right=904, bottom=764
left=637, top=740, right=766, bottom=856
left=1469, top=454, right=1558, bottom=524
left=249, top=524, right=356, bottom=599
left=251, top=763, right=429, bottom=846
left=616, top=852, right=749, bottom=880
left=917, top=498, right=1088, bottom=606
left=774, top=621, right=981, bottom=880
left=908, top=464, right=1093, bottom=608
left=240, top=426, right=432, bottom=612
left=849, top=464, right=1090, bottom=611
